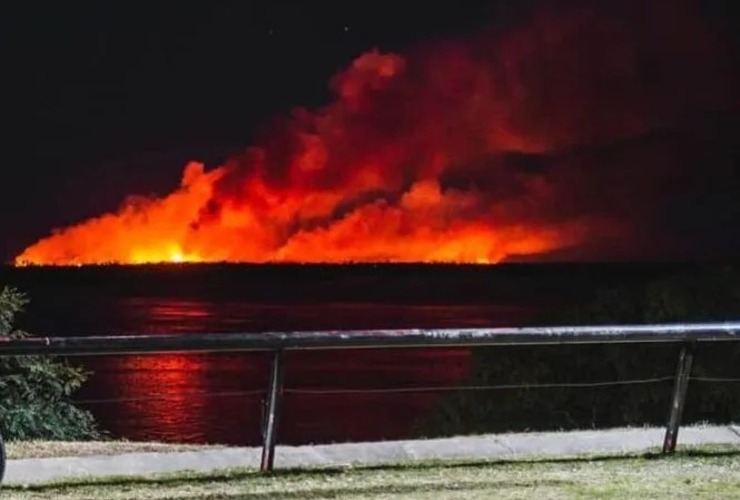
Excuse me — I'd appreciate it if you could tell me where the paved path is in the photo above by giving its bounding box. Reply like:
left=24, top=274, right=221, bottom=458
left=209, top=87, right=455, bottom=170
left=5, top=425, right=740, bottom=485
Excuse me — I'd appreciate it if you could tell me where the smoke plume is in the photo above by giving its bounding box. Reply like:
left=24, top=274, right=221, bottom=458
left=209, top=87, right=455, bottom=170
left=16, top=0, right=736, bottom=265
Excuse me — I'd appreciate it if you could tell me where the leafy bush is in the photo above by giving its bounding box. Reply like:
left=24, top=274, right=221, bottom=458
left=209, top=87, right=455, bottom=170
left=419, top=265, right=740, bottom=437
left=0, top=286, right=101, bottom=440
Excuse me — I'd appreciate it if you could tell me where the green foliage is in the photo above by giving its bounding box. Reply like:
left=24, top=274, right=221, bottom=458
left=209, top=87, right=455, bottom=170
left=0, top=286, right=101, bottom=440
left=420, top=265, right=740, bottom=437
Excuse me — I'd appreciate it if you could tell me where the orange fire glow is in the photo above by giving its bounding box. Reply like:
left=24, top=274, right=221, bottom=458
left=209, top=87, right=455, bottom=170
left=15, top=1, right=730, bottom=266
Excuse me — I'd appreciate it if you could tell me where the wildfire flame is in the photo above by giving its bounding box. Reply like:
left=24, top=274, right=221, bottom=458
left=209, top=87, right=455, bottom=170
left=15, top=0, right=731, bottom=266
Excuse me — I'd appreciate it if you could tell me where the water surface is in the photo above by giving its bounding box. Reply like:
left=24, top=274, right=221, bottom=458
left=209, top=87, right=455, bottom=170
left=0, top=263, right=682, bottom=444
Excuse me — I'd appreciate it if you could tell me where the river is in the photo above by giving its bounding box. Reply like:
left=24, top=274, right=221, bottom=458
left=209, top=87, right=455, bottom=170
left=0, top=263, right=680, bottom=445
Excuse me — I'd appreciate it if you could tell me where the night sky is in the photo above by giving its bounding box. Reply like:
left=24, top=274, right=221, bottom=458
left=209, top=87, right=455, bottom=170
left=4, top=0, right=739, bottom=264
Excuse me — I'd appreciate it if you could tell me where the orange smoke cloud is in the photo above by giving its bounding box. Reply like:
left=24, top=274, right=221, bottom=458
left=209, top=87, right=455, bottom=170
left=15, top=0, right=732, bottom=266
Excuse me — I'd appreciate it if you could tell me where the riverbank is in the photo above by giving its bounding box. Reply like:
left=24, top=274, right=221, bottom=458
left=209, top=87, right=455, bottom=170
left=4, top=424, right=739, bottom=486
left=3, top=441, right=740, bottom=499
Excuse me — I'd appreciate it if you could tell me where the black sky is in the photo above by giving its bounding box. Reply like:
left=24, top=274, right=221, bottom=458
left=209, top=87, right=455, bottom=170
left=3, top=0, right=739, bottom=263
left=5, top=1, right=518, bottom=262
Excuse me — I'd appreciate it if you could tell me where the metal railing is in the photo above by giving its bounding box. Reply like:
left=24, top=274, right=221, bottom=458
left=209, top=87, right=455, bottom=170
left=1, top=322, right=739, bottom=472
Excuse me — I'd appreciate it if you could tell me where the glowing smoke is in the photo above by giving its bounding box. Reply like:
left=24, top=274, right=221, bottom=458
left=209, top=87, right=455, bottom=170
left=16, top=0, right=735, bottom=265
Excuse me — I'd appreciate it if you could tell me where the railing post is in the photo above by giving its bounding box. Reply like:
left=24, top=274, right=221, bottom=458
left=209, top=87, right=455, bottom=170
left=260, top=349, right=284, bottom=472
left=662, top=341, right=696, bottom=454
left=0, top=428, right=5, bottom=485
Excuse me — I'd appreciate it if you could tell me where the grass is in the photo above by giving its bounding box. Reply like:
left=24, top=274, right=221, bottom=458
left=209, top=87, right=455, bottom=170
left=2, top=444, right=739, bottom=499
left=6, top=441, right=216, bottom=459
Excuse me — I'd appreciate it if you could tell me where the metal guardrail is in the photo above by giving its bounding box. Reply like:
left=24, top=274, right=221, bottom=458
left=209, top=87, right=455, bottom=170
left=1, top=322, right=739, bottom=473
left=1, top=323, right=739, bottom=355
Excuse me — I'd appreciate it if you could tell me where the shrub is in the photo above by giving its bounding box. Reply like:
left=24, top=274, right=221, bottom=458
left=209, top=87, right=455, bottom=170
left=0, top=286, right=101, bottom=440
left=419, top=264, right=740, bottom=437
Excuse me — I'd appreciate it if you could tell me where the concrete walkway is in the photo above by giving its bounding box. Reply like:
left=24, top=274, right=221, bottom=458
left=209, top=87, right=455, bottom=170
left=5, top=425, right=740, bottom=485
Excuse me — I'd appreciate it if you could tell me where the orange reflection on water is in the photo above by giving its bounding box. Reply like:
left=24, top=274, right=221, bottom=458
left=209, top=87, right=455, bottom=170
left=88, top=352, right=269, bottom=443
left=79, top=347, right=471, bottom=445
left=107, top=354, right=210, bottom=440
left=124, top=299, right=219, bottom=334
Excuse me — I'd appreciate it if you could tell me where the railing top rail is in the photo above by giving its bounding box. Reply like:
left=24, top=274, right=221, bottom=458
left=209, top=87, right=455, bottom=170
left=1, top=322, right=740, bottom=356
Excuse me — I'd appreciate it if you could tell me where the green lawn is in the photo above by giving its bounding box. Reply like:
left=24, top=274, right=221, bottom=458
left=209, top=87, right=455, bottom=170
left=3, top=445, right=739, bottom=499
left=6, top=441, right=214, bottom=459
